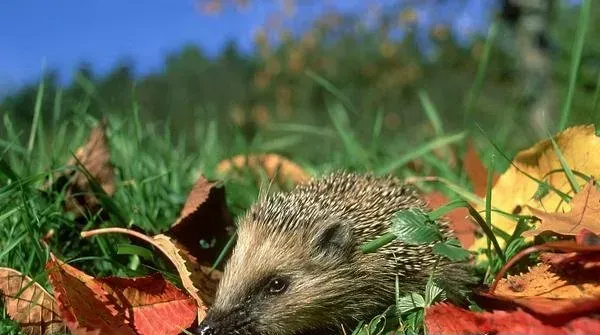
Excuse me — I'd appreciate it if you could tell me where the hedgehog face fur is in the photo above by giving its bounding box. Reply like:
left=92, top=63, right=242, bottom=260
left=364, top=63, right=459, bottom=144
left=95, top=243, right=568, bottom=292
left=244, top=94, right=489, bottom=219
left=196, top=172, right=473, bottom=335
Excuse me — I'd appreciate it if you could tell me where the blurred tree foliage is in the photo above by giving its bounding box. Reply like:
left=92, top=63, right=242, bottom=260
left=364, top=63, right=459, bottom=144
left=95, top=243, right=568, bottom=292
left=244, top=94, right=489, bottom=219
left=1, top=0, right=598, bottom=153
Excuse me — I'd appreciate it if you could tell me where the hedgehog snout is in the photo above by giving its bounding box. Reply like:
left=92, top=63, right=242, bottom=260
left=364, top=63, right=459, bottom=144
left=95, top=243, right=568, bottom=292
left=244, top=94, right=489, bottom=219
left=195, top=306, right=252, bottom=335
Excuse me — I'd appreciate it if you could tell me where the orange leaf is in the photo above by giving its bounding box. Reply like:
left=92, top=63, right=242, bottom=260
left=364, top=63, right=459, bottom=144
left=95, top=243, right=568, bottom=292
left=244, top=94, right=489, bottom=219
left=478, top=263, right=600, bottom=319
left=463, top=140, right=498, bottom=198
left=524, top=179, right=600, bottom=238
left=0, top=268, right=66, bottom=335
left=423, top=191, right=477, bottom=248
left=494, top=263, right=600, bottom=299
left=216, top=153, right=310, bottom=185
left=98, top=273, right=197, bottom=335
left=45, top=258, right=136, bottom=335
left=167, top=175, right=235, bottom=265
left=474, top=236, right=600, bottom=322
left=424, top=302, right=600, bottom=335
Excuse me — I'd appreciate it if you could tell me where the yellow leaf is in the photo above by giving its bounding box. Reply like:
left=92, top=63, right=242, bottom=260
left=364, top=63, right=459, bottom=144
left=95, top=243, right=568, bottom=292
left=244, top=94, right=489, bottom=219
left=471, top=124, right=600, bottom=252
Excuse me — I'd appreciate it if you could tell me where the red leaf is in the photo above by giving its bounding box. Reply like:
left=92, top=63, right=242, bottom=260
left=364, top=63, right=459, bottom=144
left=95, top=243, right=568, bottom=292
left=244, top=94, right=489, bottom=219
left=463, top=141, right=499, bottom=198
left=99, top=273, right=197, bottom=335
left=576, top=228, right=600, bottom=246
left=474, top=290, right=600, bottom=323
left=425, top=303, right=600, bottom=335
left=424, top=191, right=477, bottom=248
left=45, top=258, right=136, bottom=335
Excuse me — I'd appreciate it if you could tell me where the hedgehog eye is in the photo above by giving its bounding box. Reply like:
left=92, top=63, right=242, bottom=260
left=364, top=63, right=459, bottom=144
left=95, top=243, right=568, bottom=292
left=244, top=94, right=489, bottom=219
left=266, top=276, right=288, bottom=294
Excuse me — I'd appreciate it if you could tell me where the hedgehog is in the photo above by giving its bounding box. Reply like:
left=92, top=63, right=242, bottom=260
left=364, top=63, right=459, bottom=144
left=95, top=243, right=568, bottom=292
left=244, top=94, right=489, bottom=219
left=196, top=171, right=475, bottom=335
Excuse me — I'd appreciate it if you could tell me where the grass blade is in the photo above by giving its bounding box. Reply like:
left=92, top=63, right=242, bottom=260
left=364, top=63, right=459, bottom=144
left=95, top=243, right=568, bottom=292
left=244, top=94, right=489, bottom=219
left=305, top=69, right=357, bottom=115
left=27, top=76, right=45, bottom=156
left=464, top=22, right=497, bottom=122
left=418, top=90, right=444, bottom=135
left=549, top=133, right=580, bottom=193
left=558, top=0, right=591, bottom=130
left=377, top=132, right=466, bottom=174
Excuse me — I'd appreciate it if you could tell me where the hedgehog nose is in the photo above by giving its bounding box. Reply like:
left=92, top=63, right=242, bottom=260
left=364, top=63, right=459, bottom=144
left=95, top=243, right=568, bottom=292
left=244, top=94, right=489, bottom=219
left=196, top=324, right=216, bottom=335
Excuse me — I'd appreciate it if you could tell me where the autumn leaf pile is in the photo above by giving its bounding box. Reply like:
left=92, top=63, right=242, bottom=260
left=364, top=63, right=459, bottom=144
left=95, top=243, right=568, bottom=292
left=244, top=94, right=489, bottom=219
left=3, top=121, right=600, bottom=334
left=420, top=124, right=600, bottom=334
left=0, top=119, right=307, bottom=335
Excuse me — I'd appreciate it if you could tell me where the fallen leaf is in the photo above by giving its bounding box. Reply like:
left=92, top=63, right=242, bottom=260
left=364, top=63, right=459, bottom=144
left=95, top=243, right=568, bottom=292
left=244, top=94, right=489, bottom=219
left=80, top=228, right=222, bottom=321
left=494, top=263, right=600, bottom=299
left=474, top=290, right=600, bottom=323
left=98, top=273, right=197, bottom=335
left=576, top=228, right=600, bottom=246
left=0, top=268, right=66, bottom=335
left=216, top=153, right=310, bottom=185
left=152, top=234, right=220, bottom=318
left=167, top=175, right=235, bottom=266
left=424, top=302, right=600, bottom=335
left=423, top=191, right=477, bottom=248
left=463, top=140, right=499, bottom=198
left=524, top=179, right=600, bottom=238
left=471, top=124, right=600, bottom=252
left=44, top=118, right=115, bottom=217
left=474, top=235, right=600, bottom=322
left=45, top=258, right=136, bottom=335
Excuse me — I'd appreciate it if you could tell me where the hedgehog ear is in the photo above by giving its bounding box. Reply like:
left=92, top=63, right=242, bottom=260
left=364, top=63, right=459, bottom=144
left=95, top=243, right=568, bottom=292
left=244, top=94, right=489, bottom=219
left=310, top=219, right=353, bottom=265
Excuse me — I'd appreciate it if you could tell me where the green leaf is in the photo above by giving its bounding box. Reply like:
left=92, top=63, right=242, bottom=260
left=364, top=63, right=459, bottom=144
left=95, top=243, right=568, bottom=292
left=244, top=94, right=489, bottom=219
left=397, top=293, right=426, bottom=314
left=432, top=239, right=471, bottom=261
left=424, top=279, right=444, bottom=306
left=390, top=208, right=442, bottom=245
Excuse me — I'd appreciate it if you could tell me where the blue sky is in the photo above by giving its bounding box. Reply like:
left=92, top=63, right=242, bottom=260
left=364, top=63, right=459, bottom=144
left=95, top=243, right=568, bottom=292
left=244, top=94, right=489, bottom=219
left=0, top=0, right=505, bottom=93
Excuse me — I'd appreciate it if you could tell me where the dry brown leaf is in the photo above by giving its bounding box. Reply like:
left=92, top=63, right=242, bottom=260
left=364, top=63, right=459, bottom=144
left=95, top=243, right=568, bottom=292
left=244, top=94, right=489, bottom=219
left=216, top=153, right=310, bottom=185
left=471, top=124, right=600, bottom=252
left=173, top=176, right=214, bottom=226
left=0, top=268, right=65, bottom=335
left=45, top=118, right=115, bottom=216
left=523, top=179, right=600, bottom=238
left=167, top=175, right=235, bottom=265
